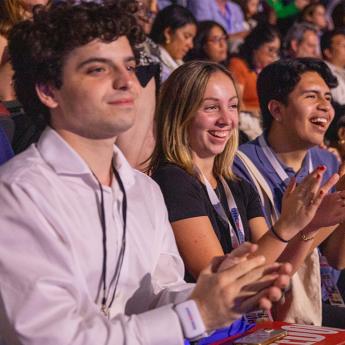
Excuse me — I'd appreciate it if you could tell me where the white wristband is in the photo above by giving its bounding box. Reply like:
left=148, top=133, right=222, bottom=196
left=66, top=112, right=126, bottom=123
left=174, top=299, right=208, bottom=341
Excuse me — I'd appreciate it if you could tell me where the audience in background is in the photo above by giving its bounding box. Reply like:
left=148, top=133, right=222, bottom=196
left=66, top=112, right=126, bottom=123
left=283, top=21, right=320, bottom=57
left=186, top=20, right=228, bottom=64
left=334, top=115, right=345, bottom=162
left=300, top=2, right=328, bottom=32
left=157, top=0, right=187, bottom=8
left=229, top=24, right=280, bottom=113
left=0, top=0, right=50, bottom=101
left=116, top=0, right=160, bottom=170
left=321, top=29, right=345, bottom=106
left=136, top=0, right=158, bottom=34
left=228, top=24, right=280, bottom=140
left=150, top=4, right=196, bottom=81
left=235, top=0, right=260, bottom=31
left=187, top=0, right=248, bottom=42
left=267, top=0, right=310, bottom=37
left=331, top=0, right=345, bottom=29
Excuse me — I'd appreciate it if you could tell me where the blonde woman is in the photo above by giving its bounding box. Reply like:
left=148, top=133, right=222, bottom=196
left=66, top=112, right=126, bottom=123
left=150, top=60, right=338, bottom=282
left=0, top=0, right=49, bottom=101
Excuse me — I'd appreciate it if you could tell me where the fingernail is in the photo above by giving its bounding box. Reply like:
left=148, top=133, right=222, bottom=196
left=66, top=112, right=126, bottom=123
left=316, top=173, right=321, bottom=179
left=317, top=165, right=326, bottom=171
left=320, top=190, right=324, bottom=195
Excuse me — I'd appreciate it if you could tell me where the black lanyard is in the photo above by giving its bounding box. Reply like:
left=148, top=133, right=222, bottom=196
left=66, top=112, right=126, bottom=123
left=92, top=166, right=127, bottom=318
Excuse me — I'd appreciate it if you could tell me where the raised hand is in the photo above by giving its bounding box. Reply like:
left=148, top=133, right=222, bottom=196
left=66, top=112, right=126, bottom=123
left=307, top=190, right=345, bottom=229
left=276, top=166, right=339, bottom=239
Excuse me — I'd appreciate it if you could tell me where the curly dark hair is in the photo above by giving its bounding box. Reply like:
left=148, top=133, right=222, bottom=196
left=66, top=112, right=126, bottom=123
left=258, top=58, right=338, bottom=130
left=8, top=1, right=145, bottom=125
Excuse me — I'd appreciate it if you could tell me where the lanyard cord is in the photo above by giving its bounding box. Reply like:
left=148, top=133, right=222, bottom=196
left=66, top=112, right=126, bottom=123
left=195, top=167, right=245, bottom=248
left=92, top=166, right=127, bottom=317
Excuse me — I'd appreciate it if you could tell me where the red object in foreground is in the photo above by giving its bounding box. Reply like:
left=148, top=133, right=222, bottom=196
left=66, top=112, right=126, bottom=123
left=0, top=102, right=10, bottom=116
left=211, top=321, right=345, bottom=345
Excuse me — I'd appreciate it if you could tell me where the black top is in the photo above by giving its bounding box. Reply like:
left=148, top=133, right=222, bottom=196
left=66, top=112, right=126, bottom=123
left=153, top=164, right=263, bottom=278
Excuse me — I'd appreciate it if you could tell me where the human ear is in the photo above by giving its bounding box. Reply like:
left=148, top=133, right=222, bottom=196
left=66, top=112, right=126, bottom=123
left=163, top=27, right=173, bottom=45
left=35, top=83, right=59, bottom=109
left=338, top=127, right=345, bottom=142
left=268, top=100, right=284, bottom=122
left=290, top=39, right=298, bottom=53
left=323, top=47, right=332, bottom=60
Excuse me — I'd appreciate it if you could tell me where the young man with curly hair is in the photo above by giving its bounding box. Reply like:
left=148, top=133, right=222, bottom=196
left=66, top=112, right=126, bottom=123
left=0, top=2, right=290, bottom=345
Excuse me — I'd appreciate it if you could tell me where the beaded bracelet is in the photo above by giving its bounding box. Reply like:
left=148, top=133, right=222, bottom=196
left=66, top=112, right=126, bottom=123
left=271, top=225, right=289, bottom=243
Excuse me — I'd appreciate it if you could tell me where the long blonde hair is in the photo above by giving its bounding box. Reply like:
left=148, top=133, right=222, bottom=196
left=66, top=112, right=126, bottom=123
left=149, top=60, right=239, bottom=180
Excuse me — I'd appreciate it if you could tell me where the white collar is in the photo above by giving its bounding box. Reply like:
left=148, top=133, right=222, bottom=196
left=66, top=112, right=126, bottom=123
left=326, top=61, right=345, bottom=74
left=37, top=127, right=135, bottom=189
left=159, top=45, right=183, bottom=72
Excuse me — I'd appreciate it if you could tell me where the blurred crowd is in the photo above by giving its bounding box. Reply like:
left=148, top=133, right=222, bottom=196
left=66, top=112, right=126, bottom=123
left=1, top=0, right=345, bottom=160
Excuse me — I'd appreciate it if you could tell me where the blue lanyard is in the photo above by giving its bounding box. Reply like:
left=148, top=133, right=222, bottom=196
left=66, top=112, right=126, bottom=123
left=258, top=134, right=313, bottom=186
left=196, top=168, right=245, bottom=248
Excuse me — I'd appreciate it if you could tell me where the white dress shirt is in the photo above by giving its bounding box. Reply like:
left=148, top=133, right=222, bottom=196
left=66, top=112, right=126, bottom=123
left=0, top=128, right=193, bottom=345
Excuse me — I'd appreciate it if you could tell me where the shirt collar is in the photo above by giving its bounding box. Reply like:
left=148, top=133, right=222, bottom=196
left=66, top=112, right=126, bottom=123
left=37, top=127, right=135, bottom=189
left=256, top=132, right=312, bottom=177
left=159, top=46, right=183, bottom=69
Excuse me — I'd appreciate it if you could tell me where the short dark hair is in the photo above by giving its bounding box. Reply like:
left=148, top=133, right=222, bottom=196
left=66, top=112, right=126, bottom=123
left=258, top=58, right=338, bottom=130
left=186, top=20, right=227, bottom=61
left=149, top=4, right=196, bottom=45
left=320, top=28, right=345, bottom=58
left=238, top=23, right=280, bottom=69
left=300, top=2, right=325, bottom=23
left=332, top=1, right=345, bottom=29
left=8, top=1, right=144, bottom=125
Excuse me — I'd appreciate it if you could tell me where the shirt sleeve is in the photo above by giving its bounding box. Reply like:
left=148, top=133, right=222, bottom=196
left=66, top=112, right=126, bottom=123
left=0, top=181, right=187, bottom=345
left=153, top=165, right=208, bottom=222
left=238, top=179, right=264, bottom=220
left=187, top=0, right=211, bottom=21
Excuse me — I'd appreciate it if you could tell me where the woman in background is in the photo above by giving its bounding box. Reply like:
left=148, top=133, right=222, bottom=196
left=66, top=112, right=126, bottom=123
left=228, top=24, right=280, bottom=115
left=150, top=4, right=197, bottom=81
left=300, top=2, right=328, bottom=32
left=186, top=20, right=228, bottom=64
left=235, top=0, right=260, bottom=30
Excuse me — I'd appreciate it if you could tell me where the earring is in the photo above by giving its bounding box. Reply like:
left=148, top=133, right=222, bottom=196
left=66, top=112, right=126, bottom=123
left=338, top=139, right=345, bottom=145
left=166, top=38, right=171, bottom=45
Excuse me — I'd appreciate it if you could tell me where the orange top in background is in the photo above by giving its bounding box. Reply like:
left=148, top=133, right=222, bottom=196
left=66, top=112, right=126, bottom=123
left=228, top=57, right=259, bottom=110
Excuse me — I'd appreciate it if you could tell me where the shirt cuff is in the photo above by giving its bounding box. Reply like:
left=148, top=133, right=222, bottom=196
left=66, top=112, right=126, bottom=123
left=136, top=303, right=184, bottom=345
